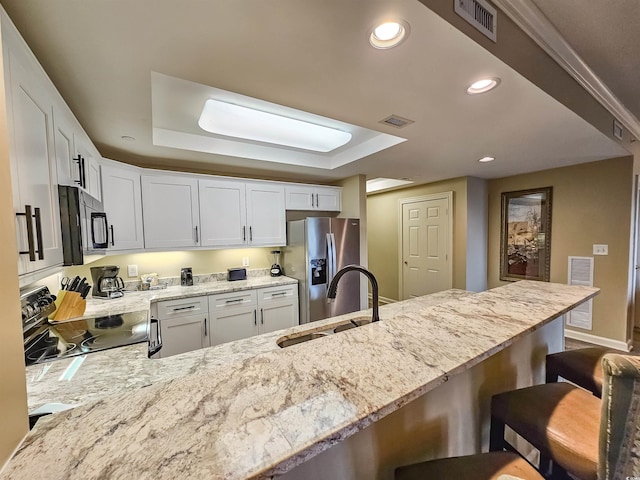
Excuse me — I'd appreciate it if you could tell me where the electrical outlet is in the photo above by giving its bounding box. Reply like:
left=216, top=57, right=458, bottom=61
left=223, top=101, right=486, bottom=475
left=593, top=244, right=609, bottom=256
left=127, top=264, right=139, bottom=277
left=242, top=257, right=250, bottom=267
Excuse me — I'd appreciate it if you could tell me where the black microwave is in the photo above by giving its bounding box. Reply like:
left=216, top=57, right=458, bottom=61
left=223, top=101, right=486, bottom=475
left=58, top=185, right=108, bottom=265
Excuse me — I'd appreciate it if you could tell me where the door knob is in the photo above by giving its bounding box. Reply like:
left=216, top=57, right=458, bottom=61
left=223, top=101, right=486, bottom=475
left=404, top=261, right=408, bottom=265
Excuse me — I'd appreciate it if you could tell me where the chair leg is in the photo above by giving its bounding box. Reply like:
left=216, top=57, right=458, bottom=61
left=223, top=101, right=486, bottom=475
left=489, top=415, right=506, bottom=452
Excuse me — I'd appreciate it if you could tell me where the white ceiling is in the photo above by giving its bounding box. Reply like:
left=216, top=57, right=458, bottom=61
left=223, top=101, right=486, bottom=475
left=530, top=0, right=640, bottom=127
left=0, top=0, right=629, bottom=184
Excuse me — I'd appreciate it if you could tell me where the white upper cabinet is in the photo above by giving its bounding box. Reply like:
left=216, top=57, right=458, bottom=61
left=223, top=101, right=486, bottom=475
left=50, top=87, right=102, bottom=202
left=141, top=174, right=200, bottom=249
left=285, top=184, right=341, bottom=211
left=199, top=178, right=286, bottom=248
left=199, top=178, right=247, bottom=247
left=246, top=182, right=286, bottom=246
left=3, top=25, right=63, bottom=282
left=101, top=161, right=144, bottom=251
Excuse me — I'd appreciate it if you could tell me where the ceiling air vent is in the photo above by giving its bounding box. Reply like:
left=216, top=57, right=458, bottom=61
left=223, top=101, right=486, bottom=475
left=380, top=114, right=414, bottom=129
left=454, top=0, right=497, bottom=42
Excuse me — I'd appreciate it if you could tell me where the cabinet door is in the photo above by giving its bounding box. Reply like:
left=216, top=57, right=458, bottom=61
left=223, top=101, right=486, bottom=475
left=258, top=285, right=299, bottom=334
left=158, top=314, right=209, bottom=358
left=285, top=185, right=315, bottom=210
left=76, top=136, right=101, bottom=201
left=315, top=187, right=341, bottom=212
left=141, top=175, right=200, bottom=249
left=52, top=105, right=78, bottom=188
left=246, top=183, right=286, bottom=246
left=199, top=178, right=246, bottom=247
left=210, top=305, right=258, bottom=346
left=5, top=45, right=63, bottom=276
left=101, top=163, right=144, bottom=250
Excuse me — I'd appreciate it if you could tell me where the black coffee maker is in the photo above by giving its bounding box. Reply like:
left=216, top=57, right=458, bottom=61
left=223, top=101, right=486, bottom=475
left=90, top=265, right=125, bottom=299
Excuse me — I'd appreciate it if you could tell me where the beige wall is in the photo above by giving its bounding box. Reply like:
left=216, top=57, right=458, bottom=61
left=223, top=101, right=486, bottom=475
left=0, top=30, right=28, bottom=465
left=367, top=177, right=468, bottom=300
left=488, top=156, right=634, bottom=343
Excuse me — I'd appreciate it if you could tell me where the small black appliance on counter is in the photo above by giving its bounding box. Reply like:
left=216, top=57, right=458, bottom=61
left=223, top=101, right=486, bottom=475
left=181, top=267, right=193, bottom=286
left=90, top=265, right=125, bottom=299
left=227, top=268, right=247, bottom=281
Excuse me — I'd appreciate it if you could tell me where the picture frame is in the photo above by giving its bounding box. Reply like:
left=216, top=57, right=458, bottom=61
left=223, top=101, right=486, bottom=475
left=500, top=187, right=553, bottom=282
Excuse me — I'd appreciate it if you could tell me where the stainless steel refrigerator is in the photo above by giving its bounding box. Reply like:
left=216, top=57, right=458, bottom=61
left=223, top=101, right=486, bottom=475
left=285, top=218, right=361, bottom=324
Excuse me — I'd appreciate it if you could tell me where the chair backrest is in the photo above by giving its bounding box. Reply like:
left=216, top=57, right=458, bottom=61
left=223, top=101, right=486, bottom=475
left=599, top=353, right=640, bottom=479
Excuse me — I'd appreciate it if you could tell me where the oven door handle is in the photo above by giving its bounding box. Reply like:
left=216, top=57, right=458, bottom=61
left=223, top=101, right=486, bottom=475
left=148, top=318, right=163, bottom=358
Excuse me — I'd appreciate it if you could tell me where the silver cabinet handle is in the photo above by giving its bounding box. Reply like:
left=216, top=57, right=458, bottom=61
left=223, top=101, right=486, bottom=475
left=254, top=309, right=257, bottom=326
left=316, top=193, right=319, bottom=207
left=173, top=305, right=196, bottom=311
left=204, top=318, right=208, bottom=336
left=243, top=225, right=246, bottom=242
left=249, top=226, right=252, bottom=242
left=271, top=292, right=287, bottom=297
left=311, top=193, right=315, bottom=207
left=225, top=298, right=243, bottom=304
left=260, top=308, right=264, bottom=324
left=109, top=225, right=115, bottom=246
left=195, top=225, right=199, bottom=243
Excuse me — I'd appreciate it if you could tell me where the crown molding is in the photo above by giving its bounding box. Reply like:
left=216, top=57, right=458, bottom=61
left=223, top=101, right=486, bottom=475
left=492, top=0, right=640, bottom=142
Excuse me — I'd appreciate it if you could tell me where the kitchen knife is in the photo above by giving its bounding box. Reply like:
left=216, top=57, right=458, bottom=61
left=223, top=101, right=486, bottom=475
left=68, top=276, right=81, bottom=292
left=81, top=283, right=91, bottom=299
left=75, top=277, right=87, bottom=293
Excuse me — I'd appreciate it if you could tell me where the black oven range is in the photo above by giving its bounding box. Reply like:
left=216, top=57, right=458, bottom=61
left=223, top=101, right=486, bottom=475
left=21, top=286, right=159, bottom=366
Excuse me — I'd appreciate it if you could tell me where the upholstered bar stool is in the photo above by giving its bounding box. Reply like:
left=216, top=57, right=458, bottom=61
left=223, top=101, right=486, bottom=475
left=545, top=347, right=621, bottom=397
left=490, top=353, right=640, bottom=480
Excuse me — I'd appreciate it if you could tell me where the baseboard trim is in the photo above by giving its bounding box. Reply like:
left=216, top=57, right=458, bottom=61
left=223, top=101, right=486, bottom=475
left=565, top=329, right=630, bottom=352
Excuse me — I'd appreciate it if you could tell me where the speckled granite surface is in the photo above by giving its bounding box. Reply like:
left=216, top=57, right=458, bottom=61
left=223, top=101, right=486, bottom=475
left=7, top=281, right=598, bottom=480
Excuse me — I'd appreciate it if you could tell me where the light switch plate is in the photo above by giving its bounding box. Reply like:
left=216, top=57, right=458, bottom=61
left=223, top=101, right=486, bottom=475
left=242, top=257, right=250, bottom=267
left=593, top=244, right=608, bottom=255
left=127, top=264, right=139, bottom=277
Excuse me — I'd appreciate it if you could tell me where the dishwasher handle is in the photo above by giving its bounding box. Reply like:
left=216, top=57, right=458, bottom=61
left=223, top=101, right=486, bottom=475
left=148, top=317, right=163, bottom=358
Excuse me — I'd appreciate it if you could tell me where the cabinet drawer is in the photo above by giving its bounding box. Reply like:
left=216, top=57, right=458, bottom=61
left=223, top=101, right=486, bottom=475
left=156, top=296, right=208, bottom=319
left=209, top=290, right=257, bottom=310
left=258, top=285, right=297, bottom=303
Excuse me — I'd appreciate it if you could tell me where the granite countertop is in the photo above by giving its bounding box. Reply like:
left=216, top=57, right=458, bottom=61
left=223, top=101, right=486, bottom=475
left=26, top=289, right=472, bottom=412
left=7, top=281, right=598, bottom=480
left=80, top=275, right=298, bottom=319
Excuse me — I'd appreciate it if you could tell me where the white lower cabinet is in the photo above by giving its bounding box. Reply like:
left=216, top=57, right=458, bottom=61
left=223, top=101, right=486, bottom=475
left=209, top=290, right=258, bottom=345
left=209, top=284, right=299, bottom=346
left=154, top=296, right=210, bottom=358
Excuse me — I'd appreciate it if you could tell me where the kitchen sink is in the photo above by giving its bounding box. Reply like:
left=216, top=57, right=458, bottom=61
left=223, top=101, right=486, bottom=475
left=333, top=317, right=371, bottom=333
left=276, top=316, right=375, bottom=348
left=276, top=332, right=330, bottom=348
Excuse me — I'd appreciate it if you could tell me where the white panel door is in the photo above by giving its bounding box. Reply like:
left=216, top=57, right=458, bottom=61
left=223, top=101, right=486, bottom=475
left=210, top=305, right=258, bottom=346
left=285, top=185, right=315, bottom=210
left=401, top=196, right=451, bottom=299
left=52, top=106, right=77, bottom=188
left=6, top=46, right=63, bottom=275
left=246, top=182, right=286, bottom=246
left=141, top=175, right=200, bottom=249
left=199, top=178, right=246, bottom=247
left=101, top=163, right=144, bottom=250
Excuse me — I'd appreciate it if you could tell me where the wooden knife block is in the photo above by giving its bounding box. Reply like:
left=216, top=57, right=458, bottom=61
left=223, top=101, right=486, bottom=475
left=50, top=291, right=86, bottom=322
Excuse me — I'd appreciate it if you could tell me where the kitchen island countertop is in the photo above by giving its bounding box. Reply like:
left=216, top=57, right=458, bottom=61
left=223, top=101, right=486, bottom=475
left=8, top=281, right=598, bottom=480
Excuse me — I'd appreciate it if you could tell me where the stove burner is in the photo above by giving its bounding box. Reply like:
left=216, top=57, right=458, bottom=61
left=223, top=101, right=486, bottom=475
left=26, top=343, right=77, bottom=364
left=94, top=315, right=124, bottom=329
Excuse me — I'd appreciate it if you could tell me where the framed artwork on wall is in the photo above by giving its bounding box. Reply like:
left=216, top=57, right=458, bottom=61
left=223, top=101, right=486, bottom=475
left=500, top=187, right=553, bottom=282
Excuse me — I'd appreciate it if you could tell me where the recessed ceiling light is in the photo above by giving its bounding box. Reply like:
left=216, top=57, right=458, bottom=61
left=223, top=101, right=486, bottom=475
left=369, top=20, right=410, bottom=49
left=478, top=156, right=495, bottom=163
left=198, top=99, right=352, bottom=152
left=121, top=135, right=136, bottom=142
left=466, top=77, right=501, bottom=95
